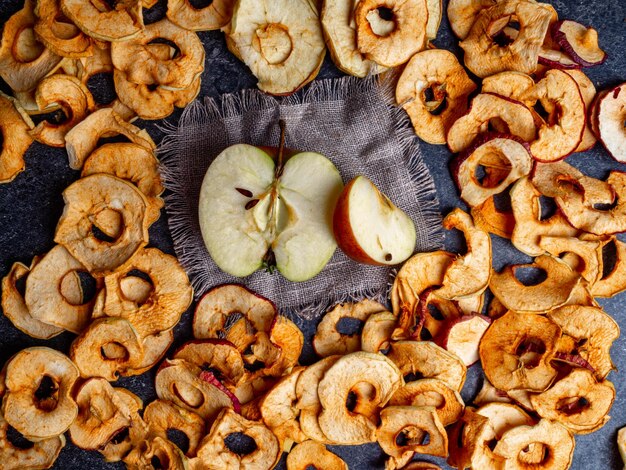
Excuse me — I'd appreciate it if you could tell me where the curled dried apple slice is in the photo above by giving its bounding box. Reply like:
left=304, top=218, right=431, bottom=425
left=471, top=195, right=515, bottom=239
left=447, top=0, right=496, bottom=39
left=447, top=93, right=536, bottom=154
left=597, top=83, right=626, bottom=162
left=34, top=0, right=92, bottom=58
left=173, top=339, right=245, bottom=388
left=144, top=400, right=205, bottom=458
left=396, top=49, right=476, bottom=145
left=592, top=238, right=626, bottom=297
left=452, top=133, right=532, bottom=207
left=530, top=369, right=614, bottom=434
left=489, top=255, right=581, bottom=313
left=389, top=378, right=464, bottom=426
left=566, top=69, right=598, bottom=152
left=61, top=0, right=143, bottom=42
left=0, top=92, right=34, bottom=183
left=124, top=435, right=187, bottom=469
left=459, top=0, right=554, bottom=77
left=539, top=236, right=602, bottom=284
left=552, top=20, right=607, bottom=67
left=286, top=440, right=348, bottom=470
left=417, top=289, right=462, bottom=341
left=167, top=0, right=233, bottom=31
left=355, top=0, right=428, bottom=67
left=361, top=311, right=397, bottom=353
left=480, top=311, right=561, bottom=392
left=447, top=408, right=492, bottom=470
left=317, top=352, right=403, bottom=444
left=2, top=347, right=79, bottom=440
left=313, top=299, right=386, bottom=357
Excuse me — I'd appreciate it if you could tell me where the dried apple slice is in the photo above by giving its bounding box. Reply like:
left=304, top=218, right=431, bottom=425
left=597, top=83, right=626, bottom=162
left=530, top=369, right=614, bottom=434
left=390, top=378, right=464, bottom=426
left=124, top=329, right=174, bottom=376
left=167, top=0, right=233, bottom=31
left=228, top=0, right=325, bottom=95
left=480, top=311, right=561, bottom=392
left=471, top=195, right=515, bottom=239
left=452, top=133, right=532, bottom=207
left=144, top=400, right=205, bottom=458
left=592, top=238, right=626, bottom=297
left=481, top=71, right=535, bottom=107
left=474, top=377, right=513, bottom=406
left=539, top=236, right=602, bottom=284
left=0, top=92, right=34, bottom=183
left=446, top=408, right=492, bottom=470
left=439, top=314, right=491, bottom=366
left=60, top=0, right=144, bottom=42
left=2, top=347, right=79, bottom=440
left=396, top=49, right=476, bottom=145
left=416, top=289, right=463, bottom=341
left=552, top=20, right=606, bottom=67
left=447, top=0, right=496, bottom=39
left=447, top=93, right=537, bottom=154
left=313, top=299, right=386, bottom=357
left=173, top=340, right=245, bottom=387
left=361, top=311, right=397, bottom=353
left=317, top=352, right=403, bottom=444
left=566, top=69, right=598, bottom=152
left=489, top=255, right=581, bottom=313
left=34, top=0, right=92, bottom=58
left=459, top=0, right=554, bottom=77
left=286, top=440, right=348, bottom=470
left=355, top=0, right=428, bottom=68
left=538, top=48, right=581, bottom=70
left=124, top=435, right=187, bottom=470
left=619, top=427, right=626, bottom=467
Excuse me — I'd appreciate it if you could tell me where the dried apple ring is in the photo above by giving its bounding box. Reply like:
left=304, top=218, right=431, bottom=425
left=195, top=408, right=280, bottom=469
left=566, top=70, right=598, bottom=152
left=2, top=259, right=64, bottom=339
left=123, top=329, right=174, bottom=376
left=355, top=0, right=428, bottom=68
left=318, top=352, right=403, bottom=444
left=0, top=0, right=62, bottom=92
left=60, top=0, right=144, bottom=42
left=173, top=340, right=245, bottom=386
left=64, top=108, right=156, bottom=170
left=167, top=0, right=233, bottom=31
left=361, top=311, right=397, bottom=353
left=539, top=236, right=602, bottom=284
left=34, top=0, right=92, bottom=57
left=313, top=299, right=387, bottom=357
left=479, top=311, right=560, bottom=392
left=0, top=412, right=65, bottom=469
left=0, top=92, right=34, bottom=183
left=103, top=247, right=193, bottom=337
left=2, top=347, right=79, bottom=440
left=124, top=435, right=187, bottom=469
left=71, top=317, right=144, bottom=380
left=447, top=0, right=496, bottom=39
left=82, top=143, right=164, bottom=226
left=111, top=19, right=204, bottom=90
left=390, top=378, right=464, bottom=426
left=397, top=49, right=476, bottom=145
left=55, top=174, right=150, bottom=276
left=30, top=74, right=95, bottom=147
left=447, top=93, right=537, bottom=154
left=228, top=0, right=326, bottom=95
left=481, top=71, right=535, bottom=107
left=286, top=440, right=348, bottom=470
left=144, top=400, right=205, bottom=457
left=459, top=0, right=554, bottom=78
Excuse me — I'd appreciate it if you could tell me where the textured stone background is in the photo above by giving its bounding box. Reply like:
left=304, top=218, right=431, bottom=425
left=0, top=0, right=625, bottom=468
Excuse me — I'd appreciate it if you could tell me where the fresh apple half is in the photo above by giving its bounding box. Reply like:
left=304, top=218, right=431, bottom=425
left=333, top=176, right=416, bottom=265
left=198, top=138, right=343, bottom=282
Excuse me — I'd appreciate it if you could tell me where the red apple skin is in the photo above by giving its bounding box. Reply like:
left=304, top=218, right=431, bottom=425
left=332, top=178, right=381, bottom=265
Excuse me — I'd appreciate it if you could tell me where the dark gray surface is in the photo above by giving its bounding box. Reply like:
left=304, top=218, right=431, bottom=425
left=0, top=0, right=625, bottom=469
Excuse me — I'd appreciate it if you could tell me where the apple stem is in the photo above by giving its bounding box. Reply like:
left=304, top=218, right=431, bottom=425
left=276, top=119, right=286, bottom=178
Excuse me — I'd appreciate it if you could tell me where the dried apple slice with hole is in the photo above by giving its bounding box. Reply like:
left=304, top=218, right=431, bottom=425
left=286, top=440, right=347, bottom=470
left=122, top=329, right=175, bottom=377
left=143, top=400, right=205, bottom=458
left=451, top=132, right=532, bottom=207
left=195, top=408, right=281, bottom=469
left=434, top=209, right=491, bottom=300
left=389, top=378, right=464, bottom=426
left=228, top=0, right=325, bottom=95
left=317, top=352, right=403, bottom=444
left=396, top=49, right=476, bottom=145
left=173, top=339, right=245, bottom=389
left=447, top=0, right=496, bottom=39
left=552, top=20, right=606, bottom=67
left=471, top=194, right=515, bottom=239
left=361, top=311, right=397, bottom=353
left=124, top=435, right=187, bottom=470
left=597, top=83, right=626, bottom=162
left=447, top=93, right=537, bottom=154
left=438, top=314, right=492, bottom=366
left=530, top=369, right=614, bottom=434
left=416, top=289, right=462, bottom=341
left=538, top=235, right=602, bottom=284
left=490, top=255, right=581, bottom=313
left=33, top=0, right=92, bottom=58
left=387, top=341, right=467, bottom=392
left=592, top=237, right=626, bottom=297
left=355, top=0, right=428, bottom=68
left=480, top=311, right=561, bottom=392
left=167, top=0, right=233, bottom=31
left=60, top=0, right=144, bottom=42
left=0, top=92, right=34, bottom=183
left=493, top=419, right=575, bottom=470
left=377, top=406, right=448, bottom=459
left=313, top=299, right=386, bottom=357
left=2, top=347, right=79, bottom=440
left=459, top=0, right=554, bottom=77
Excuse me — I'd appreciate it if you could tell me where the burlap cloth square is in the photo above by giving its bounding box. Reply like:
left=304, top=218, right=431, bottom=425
left=159, top=76, right=443, bottom=320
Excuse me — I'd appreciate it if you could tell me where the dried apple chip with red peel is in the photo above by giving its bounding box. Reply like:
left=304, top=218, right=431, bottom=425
left=597, top=83, right=626, bottom=162
left=481, top=71, right=535, bottom=107
left=143, top=400, right=205, bottom=458
left=418, top=290, right=462, bottom=341
left=447, top=0, right=496, bottom=40
left=0, top=92, right=34, bottom=183
left=439, top=314, right=492, bottom=366
left=390, top=378, right=464, bottom=426
left=361, top=311, right=397, bottom=353
left=480, top=311, right=561, bottom=392
left=471, top=195, right=515, bottom=239
left=396, top=49, right=476, bottom=145
left=552, top=20, right=607, bottom=67
left=286, top=440, right=348, bottom=470
left=60, top=0, right=144, bottom=42
left=565, top=70, right=598, bottom=152
left=124, top=435, right=188, bottom=470
left=167, top=0, right=233, bottom=31
left=447, top=93, right=536, bottom=154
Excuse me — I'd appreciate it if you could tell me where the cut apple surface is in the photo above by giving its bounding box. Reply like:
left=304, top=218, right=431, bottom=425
left=199, top=139, right=343, bottom=281
left=333, top=176, right=416, bottom=266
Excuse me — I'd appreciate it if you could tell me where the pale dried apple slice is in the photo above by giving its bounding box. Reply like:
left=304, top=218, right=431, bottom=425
left=439, top=314, right=491, bottom=366
left=390, top=378, right=464, bottom=426
left=447, top=0, right=496, bottom=39
left=425, top=0, right=442, bottom=39
left=552, top=20, right=606, bottom=67
left=480, top=311, right=561, bottom=392
left=489, top=255, right=581, bottom=313
left=60, top=0, right=144, bottom=42
left=592, top=238, right=626, bottom=297
left=228, top=0, right=325, bottom=95
left=471, top=195, right=515, bottom=239
left=313, top=299, right=386, bottom=357
left=355, top=0, right=428, bottom=68
left=434, top=209, right=491, bottom=300
left=144, top=400, right=205, bottom=458
left=0, top=92, right=34, bottom=183
left=481, top=71, right=535, bottom=107
left=34, top=0, right=92, bottom=58
left=539, top=236, right=602, bottom=284
left=286, top=440, right=348, bottom=470
left=447, top=93, right=536, bottom=154
left=396, top=49, right=476, bottom=145
left=2, top=347, right=79, bottom=440
left=474, top=377, right=513, bottom=406
left=317, top=352, right=403, bottom=444
left=537, top=48, right=581, bottom=70
left=452, top=133, right=532, bottom=207
left=566, top=69, right=598, bottom=152
left=597, top=83, right=626, bottom=162
left=167, top=0, right=233, bottom=31
left=459, top=0, right=554, bottom=77
left=361, top=310, right=397, bottom=353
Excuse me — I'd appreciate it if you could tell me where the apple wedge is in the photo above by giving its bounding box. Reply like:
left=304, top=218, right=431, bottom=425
left=333, top=176, right=416, bottom=265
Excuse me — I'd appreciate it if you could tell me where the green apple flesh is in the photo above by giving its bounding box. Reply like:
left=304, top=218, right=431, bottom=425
left=199, top=144, right=344, bottom=281
left=333, top=176, right=416, bottom=265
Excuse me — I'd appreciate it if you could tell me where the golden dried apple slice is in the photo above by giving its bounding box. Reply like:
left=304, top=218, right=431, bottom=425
left=167, top=0, right=233, bottom=31
left=286, top=440, right=348, bottom=470
left=173, top=340, right=245, bottom=388
left=481, top=71, right=536, bottom=107
left=124, top=329, right=174, bottom=376
left=228, top=0, right=325, bottom=95
left=124, top=435, right=187, bottom=469
left=474, top=377, right=513, bottom=407
left=60, top=0, right=144, bottom=42
left=361, top=311, right=397, bottom=353
left=0, top=92, right=34, bottom=183
left=390, top=378, right=464, bottom=426
left=144, top=400, right=205, bottom=458
left=446, top=408, right=493, bottom=470
left=480, top=311, right=560, bottom=392
left=447, top=0, right=496, bottom=39
left=566, top=70, right=598, bottom=152
left=355, top=0, right=428, bottom=68
left=2, top=347, right=79, bottom=440
left=396, top=49, right=476, bottom=145
left=539, top=236, right=603, bottom=284
left=471, top=195, right=515, bottom=239
left=592, top=237, right=626, bottom=297
left=597, top=83, right=626, bottom=162
left=619, top=427, right=626, bottom=467
left=317, top=352, right=403, bottom=445
left=34, top=0, right=93, bottom=58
